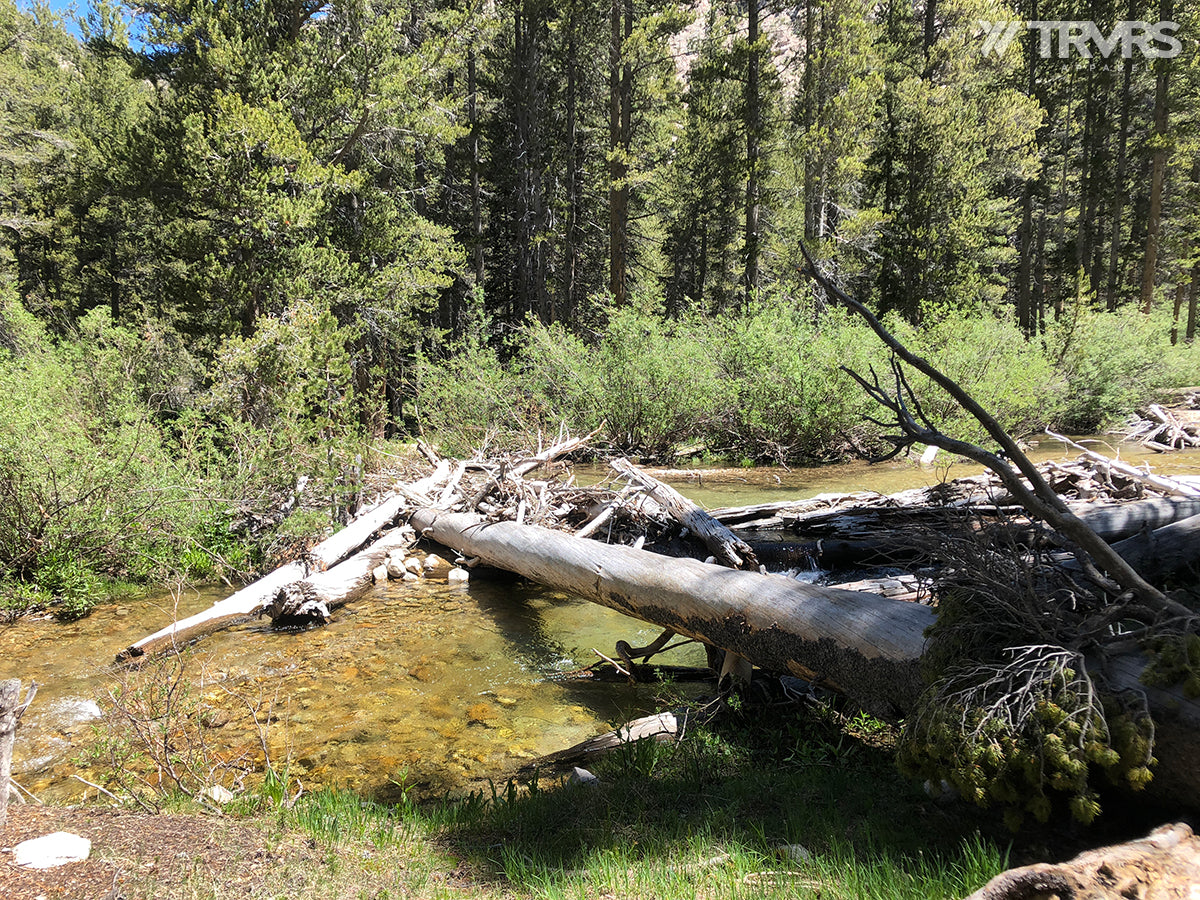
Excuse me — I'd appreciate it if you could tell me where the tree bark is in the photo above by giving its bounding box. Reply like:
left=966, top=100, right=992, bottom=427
left=743, top=0, right=761, bottom=303
left=1, top=680, right=18, bottom=827
left=411, top=507, right=933, bottom=715
left=261, top=528, right=416, bottom=625
left=0, top=679, right=35, bottom=827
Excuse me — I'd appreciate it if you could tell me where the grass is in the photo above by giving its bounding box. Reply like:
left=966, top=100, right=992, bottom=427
left=192, top=699, right=1014, bottom=900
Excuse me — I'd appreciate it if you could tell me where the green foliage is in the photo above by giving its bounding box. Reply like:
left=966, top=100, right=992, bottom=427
left=1142, top=633, right=1200, bottom=699
left=889, top=308, right=1064, bottom=443
left=709, top=303, right=885, bottom=463
left=1047, top=305, right=1198, bottom=432
left=522, top=306, right=726, bottom=457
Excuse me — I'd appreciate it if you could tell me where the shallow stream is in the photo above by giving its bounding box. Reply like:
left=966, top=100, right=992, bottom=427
left=3, top=438, right=1199, bottom=803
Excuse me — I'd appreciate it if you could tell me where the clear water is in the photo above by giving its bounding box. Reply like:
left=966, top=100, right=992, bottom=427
left=3, top=439, right=1198, bottom=802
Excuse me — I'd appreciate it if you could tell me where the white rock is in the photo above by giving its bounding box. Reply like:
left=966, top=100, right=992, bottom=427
left=447, top=567, right=470, bottom=583
left=402, top=571, right=419, bottom=582
left=386, top=558, right=407, bottom=579
left=404, top=557, right=423, bottom=575
left=372, top=564, right=389, bottom=583
left=203, top=784, right=235, bottom=805
left=423, top=553, right=451, bottom=576
left=568, top=767, right=599, bottom=787
left=12, top=832, right=92, bottom=869
left=776, top=844, right=812, bottom=864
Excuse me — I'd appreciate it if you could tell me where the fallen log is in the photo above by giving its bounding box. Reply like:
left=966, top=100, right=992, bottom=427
left=965, top=822, right=1200, bottom=900
left=116, top=482, right=438, bottom=661
left=259, top=527, right=417, bottom=625
left=1107, top=513, right=1200, bottom=582
left=1046, top=430, right=1200, bottom=499
left=610, top=458, right=759, bottom=570
left=411, top=508, right=934, bottom=715
left=412, top=508, right=1200, bottom=807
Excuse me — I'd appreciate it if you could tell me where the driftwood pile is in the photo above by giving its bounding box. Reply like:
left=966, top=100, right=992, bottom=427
left=1122, top=402, right=1200, bottom=451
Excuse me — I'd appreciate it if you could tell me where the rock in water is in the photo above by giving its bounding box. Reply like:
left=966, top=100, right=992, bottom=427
left=12, top=832, right=92, bottom=868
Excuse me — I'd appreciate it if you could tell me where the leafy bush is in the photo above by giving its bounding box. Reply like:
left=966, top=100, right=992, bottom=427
left=891, top=308, right=1065, bottom=443
left=708, top=303, right=886, bottom=463
left=522, top=306, right=726, bottom=457
left=1046, top=306, right=1196, bottom=432
left=0, top=295, right=195, bottom=615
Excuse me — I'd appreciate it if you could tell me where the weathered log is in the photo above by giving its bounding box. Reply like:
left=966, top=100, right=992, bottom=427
left=610, top=458, right=759, bottom=570
left=1107, top=513, right=1200, bottom=582
left=413, top=508, right=1200, bottom=807
left=411, top=508, right=933, bottom=715
left=1047, top=430, right=1200, bottom=499
left=519, top=710, right=694, bottom=775
left=260, top=527, right=416, bottom=625
left=965, top=822, right=1200, bottom=900
left=117, top=478, right=444, bottom=661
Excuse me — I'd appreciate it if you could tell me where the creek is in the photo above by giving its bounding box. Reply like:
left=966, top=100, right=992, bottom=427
left=3, top=438, right=1199, bottom=803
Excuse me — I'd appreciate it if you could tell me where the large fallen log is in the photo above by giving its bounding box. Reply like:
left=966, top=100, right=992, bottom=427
left=1107, top=513, right=1200, bottom=581
left=411, top=508, right=934, bottom=715
left=412, top=508, right=1200, bottom=807
left=965, top=822, right=1200, bottom=900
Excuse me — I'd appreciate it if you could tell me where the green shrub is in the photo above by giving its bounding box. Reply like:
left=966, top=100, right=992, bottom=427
left=891, top=307, right=1065, bottom=443
left=708, top=303, right=886, bottom=462
left=1046, top=305, right=1196, bottom=432
left=522, top=306, right=726, bottom=457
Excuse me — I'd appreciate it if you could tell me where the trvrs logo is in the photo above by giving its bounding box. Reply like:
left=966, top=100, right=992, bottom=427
left=977, top=20, right=1183, bottom=59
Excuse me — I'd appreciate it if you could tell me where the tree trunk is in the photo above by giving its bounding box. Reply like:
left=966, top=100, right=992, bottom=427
left=1139, top=0, right=1174, bottom=314
left=608, top=0, right=629, bottom=305
left=966, top=823, right=1200, bottom=900
left=1, top=680, right=19, bottom=826
left=468, top=47, right=484, bottom=289
left=1106, top=513, right=1200, bottom=582
left=411, top=508, right=933, bottom=715
left=1106, top=33, right=1134, bottom=311
left=743, top=0, right=761, bottom=304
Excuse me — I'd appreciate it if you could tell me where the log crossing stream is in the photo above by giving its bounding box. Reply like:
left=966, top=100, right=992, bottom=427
left=3, top=440, right=1199, bottom=803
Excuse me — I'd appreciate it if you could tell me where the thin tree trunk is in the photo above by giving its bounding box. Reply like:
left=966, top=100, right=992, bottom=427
left=1140, top=0, right=1174, bottom=314
left=608, top=0, right=628, bottom=305
left=744, top=0, right=761, bottom=305
left=1106, top=47, right=1134, bottom=310
left=468, top=47, right=484, bottom=289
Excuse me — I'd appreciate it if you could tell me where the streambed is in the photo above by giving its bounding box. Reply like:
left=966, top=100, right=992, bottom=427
left=3, top=439, right=1198, bottom=803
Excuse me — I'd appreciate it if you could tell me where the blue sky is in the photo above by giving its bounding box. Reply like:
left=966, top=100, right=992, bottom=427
left=23, top=0, right=86, bottom=39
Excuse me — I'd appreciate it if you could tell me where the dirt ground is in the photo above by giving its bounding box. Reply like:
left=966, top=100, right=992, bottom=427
left=0, top=804, right=315, bottom=899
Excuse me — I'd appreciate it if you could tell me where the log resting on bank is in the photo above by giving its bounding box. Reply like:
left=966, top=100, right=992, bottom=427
left=411, top=508, right=934, bottom=716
